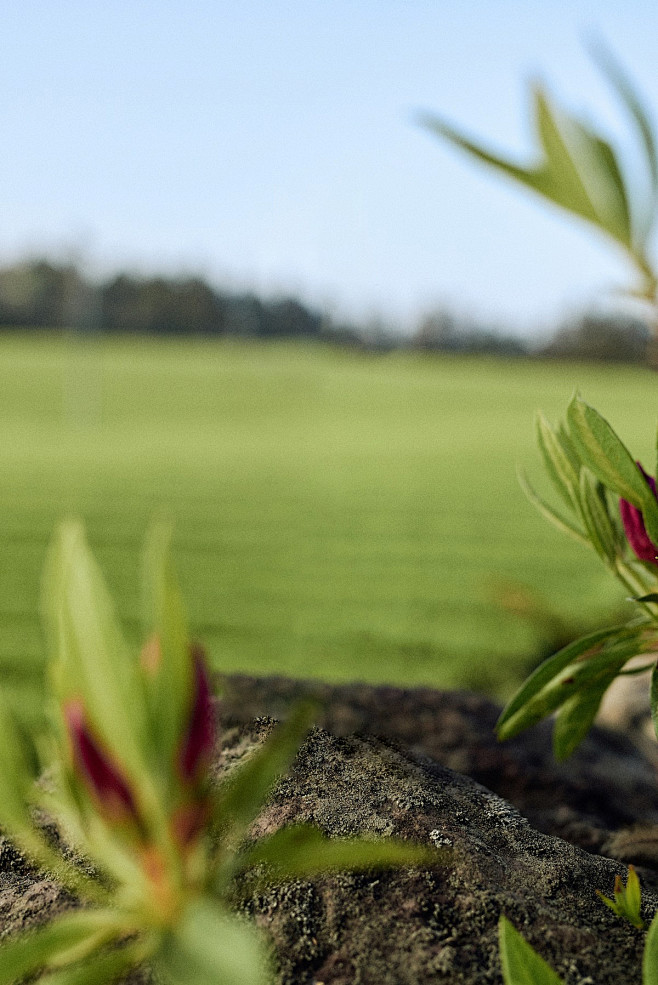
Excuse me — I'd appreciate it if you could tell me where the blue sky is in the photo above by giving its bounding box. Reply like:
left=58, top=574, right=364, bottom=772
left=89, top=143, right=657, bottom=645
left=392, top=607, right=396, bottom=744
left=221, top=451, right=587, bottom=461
left=3, top=1, right=658, bottom=335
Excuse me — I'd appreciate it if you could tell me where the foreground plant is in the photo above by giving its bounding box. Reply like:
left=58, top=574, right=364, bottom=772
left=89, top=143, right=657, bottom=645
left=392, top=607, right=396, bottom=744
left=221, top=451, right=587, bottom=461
left=0, top=521, right=436, bottom=985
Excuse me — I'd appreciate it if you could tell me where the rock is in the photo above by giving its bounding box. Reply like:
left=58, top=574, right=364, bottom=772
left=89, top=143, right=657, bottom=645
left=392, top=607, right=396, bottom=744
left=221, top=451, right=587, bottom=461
left=217, top=674, right=658, bottom=860
left=3, top=675, right=658, bottom=984
left=220, top=718, right=656, bottom=985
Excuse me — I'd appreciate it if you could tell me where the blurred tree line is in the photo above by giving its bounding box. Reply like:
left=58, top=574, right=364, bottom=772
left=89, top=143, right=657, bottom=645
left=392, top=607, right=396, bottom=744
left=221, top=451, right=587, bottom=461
left=0, top=257, right=651, bottom=363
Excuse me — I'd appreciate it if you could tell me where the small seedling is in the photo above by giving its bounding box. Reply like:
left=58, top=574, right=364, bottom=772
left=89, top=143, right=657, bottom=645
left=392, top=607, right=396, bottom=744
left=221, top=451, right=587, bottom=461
left=598, top=866, right=646, bottom=930
left=0, top=520, right=439, bottom=985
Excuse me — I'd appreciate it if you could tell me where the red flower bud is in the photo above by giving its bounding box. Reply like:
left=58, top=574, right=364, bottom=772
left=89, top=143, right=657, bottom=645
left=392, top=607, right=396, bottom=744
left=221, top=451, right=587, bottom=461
left=178, top=645, right=215, bottom=783
left=620, top=463, right=658, bottom=565
left=65, top=700, right=140, bottom=824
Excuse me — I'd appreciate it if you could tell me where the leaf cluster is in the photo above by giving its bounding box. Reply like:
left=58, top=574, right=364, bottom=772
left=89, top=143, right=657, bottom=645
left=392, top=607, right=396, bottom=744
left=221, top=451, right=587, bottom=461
left=421, top=44, right=658, bottom=304
left=0, top=521, right=441, bottom=985
left=498, top=396, right=658, bottom=759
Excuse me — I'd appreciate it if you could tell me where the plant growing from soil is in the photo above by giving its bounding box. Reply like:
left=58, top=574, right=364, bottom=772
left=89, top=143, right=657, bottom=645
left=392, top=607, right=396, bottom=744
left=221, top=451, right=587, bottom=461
left=0, top=520, right=436, bottom=985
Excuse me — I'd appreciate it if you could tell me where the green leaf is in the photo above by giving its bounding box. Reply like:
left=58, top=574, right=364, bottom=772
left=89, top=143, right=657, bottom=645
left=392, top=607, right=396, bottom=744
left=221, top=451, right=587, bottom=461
left=0, top=910, right=122, bottom=985
left=535, top=412, right=581, bottom=511
left=566, top=399, right=658, bottom=548
left=517, top=470, right=588, bottom=546
left=498, top=916, right=565, bottom=985
left=589, top=41, right=658, bottom=246
left=35, top=937, right=153, bottom=985
left=533, top=85, right=631, bottom=246
left=41, top=521, right=147, bottom=781
left=578, top=470, right=618, bottom=563
left=643, top=907, right=658, bottom=985
left=497, top=624, right=638, bottom=740
left=650, top=662, right=658, bottom=742
left=214, top=702, right=318, bottom=849
left=140, top=520, right=194, bottom=778
left=420, top=81, right=633, bottom=251
left=236, top=824, right=443, bottom=883
left=552, top=674, right=615, bottom=760
left=157, top=899, right=268, bottom=985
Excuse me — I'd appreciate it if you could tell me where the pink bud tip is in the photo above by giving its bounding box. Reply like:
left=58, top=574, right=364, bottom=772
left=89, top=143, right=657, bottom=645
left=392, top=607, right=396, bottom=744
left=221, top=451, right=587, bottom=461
left=619, top=463, right=658, bottom=565
left=178, top=645, right=215, bottom=782
left=65, top=700, right=139, bottom=823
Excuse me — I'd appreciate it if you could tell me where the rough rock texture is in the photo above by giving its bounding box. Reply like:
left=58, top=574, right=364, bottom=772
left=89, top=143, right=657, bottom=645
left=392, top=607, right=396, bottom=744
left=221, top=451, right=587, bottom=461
left=3, top=674, right=658, bottom=984
left=217, top=673, right=658, bottom=864
left=220, top=717, right=657, bottom=985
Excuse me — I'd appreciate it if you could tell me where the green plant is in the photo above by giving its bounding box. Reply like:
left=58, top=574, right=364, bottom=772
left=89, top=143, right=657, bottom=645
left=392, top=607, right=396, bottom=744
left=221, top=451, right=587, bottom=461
left=0, top=520, right=438, bottom=985
left=495, top=396, right=658, bottom=759
left=597, top=865, right=646, bottom=930
left=421, top=44, right=658, bottom=327
left=499, top=903, right=658, bottom=985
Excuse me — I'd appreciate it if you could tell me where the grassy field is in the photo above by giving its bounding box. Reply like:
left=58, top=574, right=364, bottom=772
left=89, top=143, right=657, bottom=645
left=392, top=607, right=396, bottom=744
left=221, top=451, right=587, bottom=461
left=1, top=332, right=656, bottom=722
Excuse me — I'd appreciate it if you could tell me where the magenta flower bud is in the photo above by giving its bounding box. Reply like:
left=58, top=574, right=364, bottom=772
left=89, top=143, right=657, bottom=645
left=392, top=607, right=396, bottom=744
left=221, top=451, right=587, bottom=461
left=65, top=700, right=140, bottom=823
left=620, top=463, right=658, bottom=565
left=178, top=645, right=215, bottom=783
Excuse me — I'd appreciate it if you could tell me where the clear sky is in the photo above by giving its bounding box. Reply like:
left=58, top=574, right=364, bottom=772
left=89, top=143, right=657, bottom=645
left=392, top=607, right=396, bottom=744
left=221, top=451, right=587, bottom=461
left=3, top=1, right=658, bottom=335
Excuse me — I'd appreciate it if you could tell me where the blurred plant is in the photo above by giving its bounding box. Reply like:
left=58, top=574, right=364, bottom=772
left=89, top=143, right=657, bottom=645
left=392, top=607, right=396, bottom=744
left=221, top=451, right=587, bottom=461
left=420, top=44, right=658, bottom=353
left=496, top=396, right=658, bottom=759
left=0, top=520, right=438, bottom=985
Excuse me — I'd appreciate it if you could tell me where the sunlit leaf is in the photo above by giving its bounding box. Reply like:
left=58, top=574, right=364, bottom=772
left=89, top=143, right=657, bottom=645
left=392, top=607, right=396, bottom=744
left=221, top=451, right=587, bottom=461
left=498, top=916, right=565, bottom=985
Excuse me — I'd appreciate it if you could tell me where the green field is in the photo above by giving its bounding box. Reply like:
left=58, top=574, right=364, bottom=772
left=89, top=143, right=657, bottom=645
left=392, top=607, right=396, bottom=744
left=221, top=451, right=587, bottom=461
left=1, top=333, right=656, bottom=722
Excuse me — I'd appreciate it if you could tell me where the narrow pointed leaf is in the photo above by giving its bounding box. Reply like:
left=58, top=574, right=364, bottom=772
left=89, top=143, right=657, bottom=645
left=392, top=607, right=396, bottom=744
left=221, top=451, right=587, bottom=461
left=498, top=917, right=565, bottom=985
left=41, top=521, right=147, bottom=778
left=236, top=824, right=443, bottom=883
left=141, top=520, right=195, bottom=773
left=157, top=899, right=268, bottom=985
left=214, top=702, right=318, bottom=846
left=517, top=470, right=588, bottom=545
left=533, top=86, right=602, bottom=226
left=497, top=624, right=635, bottom=739
left=552, top=674, right=615, bottom=759
left=567, top=399, right=658, bottom=548
left=536, top=413, right=581, bottom=511
left=643, top=908, right=658, bottom=985
left=578, top=470, right=618, bottom=563
left=590, top=41, right=658, bottom=243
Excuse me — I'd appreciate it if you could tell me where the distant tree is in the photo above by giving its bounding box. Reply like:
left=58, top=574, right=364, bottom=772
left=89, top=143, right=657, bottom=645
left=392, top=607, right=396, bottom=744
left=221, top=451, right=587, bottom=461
left=413, top=309, right=528, bottom=356
left=539, top=312, right=650, bottom=363
left=0, top=260, right=82, bottom=327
